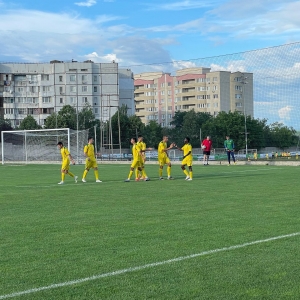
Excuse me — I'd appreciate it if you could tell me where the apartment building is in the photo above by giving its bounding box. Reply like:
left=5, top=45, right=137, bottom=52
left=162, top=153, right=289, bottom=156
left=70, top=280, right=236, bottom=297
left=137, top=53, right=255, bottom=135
left=134, top=67, right=253, bottom=126
left=0, top=61, right=134, bottom=127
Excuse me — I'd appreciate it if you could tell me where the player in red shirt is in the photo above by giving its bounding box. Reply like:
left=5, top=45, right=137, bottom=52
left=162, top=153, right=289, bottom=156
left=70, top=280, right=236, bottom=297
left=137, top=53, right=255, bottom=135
left=201, top=136, right=212, bottom=165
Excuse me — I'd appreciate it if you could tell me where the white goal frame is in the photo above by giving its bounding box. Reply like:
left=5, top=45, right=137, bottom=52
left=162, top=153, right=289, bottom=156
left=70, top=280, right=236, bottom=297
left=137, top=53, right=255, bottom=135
left=1, top=128, right=70, bottom=165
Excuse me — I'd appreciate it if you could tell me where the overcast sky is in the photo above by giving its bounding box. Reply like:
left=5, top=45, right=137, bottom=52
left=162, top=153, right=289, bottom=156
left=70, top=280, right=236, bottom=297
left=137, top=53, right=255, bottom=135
left=1, top=0, right=300, bottom=128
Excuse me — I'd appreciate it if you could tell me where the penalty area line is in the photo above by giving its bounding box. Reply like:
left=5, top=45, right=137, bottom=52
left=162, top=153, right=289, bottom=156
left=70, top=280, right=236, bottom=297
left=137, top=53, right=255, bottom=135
left=0, top=232, right=299, bottom=299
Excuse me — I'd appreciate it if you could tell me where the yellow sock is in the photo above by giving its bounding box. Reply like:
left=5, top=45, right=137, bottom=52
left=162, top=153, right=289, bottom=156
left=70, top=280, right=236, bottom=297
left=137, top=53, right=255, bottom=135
left=128, top=170, right=133, bottom=179
left=183, top=170, right=189, bottom=177
left=167, top=166, right=171, bottom=177
left=82, top=170, right=88, bottom=179
left=142, top=169, right=147, bottom=178
left=68, top=171, right=74, bottom=178
left=94, top=170, right=99, bottom=180
left=61, top=173, right=65, bottom=181
left=159, top=168, right=163, bottom=177
left=189, top=171, right=193, bottom=179
left=135, top=168, right=139, bottom=179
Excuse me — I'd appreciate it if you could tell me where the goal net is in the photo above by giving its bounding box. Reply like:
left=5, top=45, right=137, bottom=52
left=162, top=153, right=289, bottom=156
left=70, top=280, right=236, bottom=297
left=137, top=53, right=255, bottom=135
left=1, top=128, right=89, bottom=164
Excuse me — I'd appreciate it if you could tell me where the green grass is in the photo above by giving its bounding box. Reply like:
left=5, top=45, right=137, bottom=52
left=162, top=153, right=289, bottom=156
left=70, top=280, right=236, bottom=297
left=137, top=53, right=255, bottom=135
left=1, top=163, right=300, bottom=299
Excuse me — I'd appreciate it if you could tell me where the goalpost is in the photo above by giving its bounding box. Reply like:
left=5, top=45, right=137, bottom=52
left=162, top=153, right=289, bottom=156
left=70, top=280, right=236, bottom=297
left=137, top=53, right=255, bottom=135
left=1, top=128, right=89, bottom=164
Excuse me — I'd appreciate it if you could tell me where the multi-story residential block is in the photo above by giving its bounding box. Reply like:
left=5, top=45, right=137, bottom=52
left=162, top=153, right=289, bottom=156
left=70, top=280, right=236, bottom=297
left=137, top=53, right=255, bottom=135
left=134, top=67, right=253, bottom=126
left=0, top=60, right=134, bottom=127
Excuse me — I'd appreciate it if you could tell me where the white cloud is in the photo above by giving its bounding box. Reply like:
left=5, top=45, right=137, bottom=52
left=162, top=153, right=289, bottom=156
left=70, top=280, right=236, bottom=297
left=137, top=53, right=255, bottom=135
left=210, top=62, right=246, bottom=73
left=75, top=0, right=97, bottom=7
left=278, top=106, right=293, bottom=121
left=84, top=52, right=120, bottom=63
left=207, top=0, right=300, bottom=38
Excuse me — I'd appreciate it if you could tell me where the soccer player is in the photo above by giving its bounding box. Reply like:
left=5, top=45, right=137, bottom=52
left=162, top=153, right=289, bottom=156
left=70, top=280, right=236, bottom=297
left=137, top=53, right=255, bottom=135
left=175, top=137, right=193, bottom=180
left=57, top=142, right=78, bottom=185
left=82, top=137, right=102, bottom=183
left=224, top=135, right=236, bottom=165
left=158, top=136, right=175, bottom=180
left=137, top=135, right=153, bottom=181
left=201, top=136, right=212, bottom=165
left=125, top=137, right=143, bottom=182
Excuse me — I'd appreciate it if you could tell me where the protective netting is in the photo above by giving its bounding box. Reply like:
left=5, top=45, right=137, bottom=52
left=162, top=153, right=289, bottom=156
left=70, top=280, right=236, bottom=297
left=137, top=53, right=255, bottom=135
left=128, top=42, right=300, bottom=131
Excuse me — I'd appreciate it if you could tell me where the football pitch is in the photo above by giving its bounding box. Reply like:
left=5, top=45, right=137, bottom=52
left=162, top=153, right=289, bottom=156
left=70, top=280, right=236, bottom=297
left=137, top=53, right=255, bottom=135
left=1, top=163, right=300, bottom=299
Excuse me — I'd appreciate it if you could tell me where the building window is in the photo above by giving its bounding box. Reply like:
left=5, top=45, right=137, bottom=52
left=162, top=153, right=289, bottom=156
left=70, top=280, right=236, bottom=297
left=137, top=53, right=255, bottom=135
left=235, top=94, right=242, bottom=99
left=70, top=86, right=76, bottom=93
left=59, top=86, right=63, bottom=93
left=82, top=97, right=88, bottom=103
left=70, top=75, right=76, bottom=82
left=70, top=97, right=76, bottom=104
left=213, top=94, right=218, bottom=99
left=236, top=102, right=243, bottom=107
left=59, top=76, right=63, bottom=82
left=94, top=97, right=98, bottom=105
left=213, top=77, right=218, bottom=81
left=41, top=74, right=49, bottom=81
left=82, top=86, right=88, bottom=92
left=197, top=87, right=206, bottom=91
left=94, top=108, right=98, bottom=114
left=213, top=85, right=218, bottom=91
left=82, top=75, right=87, bottom=82
left=168, top=106, right=172, bottom=111
left=183, top=105, right=189, bottom=109
left=60, top=98, right=63, bottom=104
left=94, top=86, right=97, bottom=92
left=42, top=97, right=51, bottom=103
left=235, top=85, right=242, bottom=91
left=29, top=86, right=37, bottom=93
left=207, top=95, right=211, bottom=99
left=42, top=86, right=51, bottom=92
left=93, top=75, right=97, bottom=82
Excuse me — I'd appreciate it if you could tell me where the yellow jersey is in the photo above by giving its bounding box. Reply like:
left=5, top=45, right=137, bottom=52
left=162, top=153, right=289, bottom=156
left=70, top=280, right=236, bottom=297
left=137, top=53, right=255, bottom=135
left=84, top=144, right=96, bottom=161
left=137, top=141, right=146, bottom=158
left=158, top=141, right=167, bottom=159
left=60, top=147, right=70, bottom=161
left=132, top=143, right=142, bottom=160
left=181, top=143, right=192, bottom=159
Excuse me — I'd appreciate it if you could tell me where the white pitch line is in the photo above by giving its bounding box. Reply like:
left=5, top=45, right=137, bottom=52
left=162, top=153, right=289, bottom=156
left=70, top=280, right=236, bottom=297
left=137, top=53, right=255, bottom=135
left=0, top=232, right=299, bottom=299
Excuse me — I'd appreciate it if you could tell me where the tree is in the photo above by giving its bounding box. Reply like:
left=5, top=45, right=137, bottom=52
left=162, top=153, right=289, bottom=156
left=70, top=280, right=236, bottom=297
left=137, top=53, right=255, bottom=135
left=143, top=121, right=163, bottom=148
left=0, top=117, right=13, bottom=142
left=19, top=115, right=41, bottom=130
left=203, top=111, right=266, bottom=150
left=78, top=104, right=96, bottom=130
left=110, top=105, right=131, bottom=148
left=168, top=110, right=213, bottom=147
left=268, top=122, right=297, bottom=150
left=44, top=105, right=77, bottom=129
left=128, top=115, right=145, bottom=139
